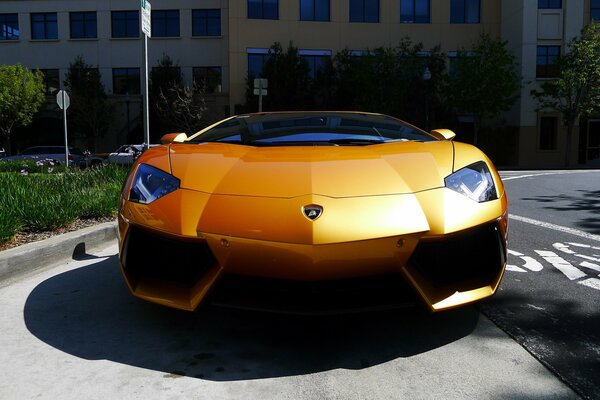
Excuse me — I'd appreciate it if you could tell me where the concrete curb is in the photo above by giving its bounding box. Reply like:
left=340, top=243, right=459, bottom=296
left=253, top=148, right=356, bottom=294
left=0, top=221, right=118, bottom=282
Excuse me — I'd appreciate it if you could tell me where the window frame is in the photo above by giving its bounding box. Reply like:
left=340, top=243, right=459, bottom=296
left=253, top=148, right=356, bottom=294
left=39, top=69, right=60, bottom=95
left=247, top=48, right=271, bottom=78
left=450, top=0, right=480, bottom=24
left=30, top=12, right=58, bottom=40
left=349, top=0, right=380, bottom=23
left=111, top=10, right=139, bottom=38
left=536, top=45, right=560, bottom=78
left=192, top=9, right=221, bottom=36
left=592, top=0, right=600, bottom=21
left=538, top=0, right=562, bottom=9
left=299, top=49, right=332, bottom=79
left=0, top=13, right=19, bottom=40
left=193, top=66, right=223, bottom=94
left=70, top=11, right=97, bottom=39
left=400, top=0, right=430, bottom=24
left=300, top=0, right=331, bottom=22
left=151, top=9, right=180, bottom=38
left=112, top=67, right=141, bottom=95
left=247, top=0, right=279, bottom=20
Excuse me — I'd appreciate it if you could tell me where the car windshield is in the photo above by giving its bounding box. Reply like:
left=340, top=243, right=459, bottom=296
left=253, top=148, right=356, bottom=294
left=189, top=112, right=435, bottom=146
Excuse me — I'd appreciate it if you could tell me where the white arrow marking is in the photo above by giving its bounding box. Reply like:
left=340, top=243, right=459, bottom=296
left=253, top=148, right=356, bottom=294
left=535, top=250, right=587, bottom=280
left=508, top=249, right=524, bottom=256
left=521, top=256, right=544, bottom=272
left=578, top=278, right=600, bottom=291
left=506, top=265, right=527, bottom=272
left=579, top=261, right=600, bottom=273
left=553, top=243, right=575, bottom=254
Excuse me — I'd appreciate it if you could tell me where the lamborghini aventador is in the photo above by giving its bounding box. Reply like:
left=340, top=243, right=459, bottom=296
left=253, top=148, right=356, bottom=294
left=117, top=112, right=508, bottom=313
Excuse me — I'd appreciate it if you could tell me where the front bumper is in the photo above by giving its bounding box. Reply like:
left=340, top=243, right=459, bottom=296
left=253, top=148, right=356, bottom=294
left=118, top=187, right=507, bottom=312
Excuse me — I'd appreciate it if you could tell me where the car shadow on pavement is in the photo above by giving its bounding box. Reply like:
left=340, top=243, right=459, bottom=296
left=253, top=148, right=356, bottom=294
left=24, top=255, right=479, bottom=381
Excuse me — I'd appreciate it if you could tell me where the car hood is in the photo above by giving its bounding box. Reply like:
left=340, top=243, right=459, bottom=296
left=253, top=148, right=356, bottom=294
left=167, top=141, right=454, bottom=198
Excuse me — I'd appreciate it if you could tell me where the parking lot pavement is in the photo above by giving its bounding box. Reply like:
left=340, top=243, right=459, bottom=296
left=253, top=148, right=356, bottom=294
left=0, top=242, right=580, bottom=400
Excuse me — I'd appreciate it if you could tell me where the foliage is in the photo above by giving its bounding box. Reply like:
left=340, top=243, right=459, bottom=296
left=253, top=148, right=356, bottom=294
left=0, top=64, right=45, bottom=154
left=0, top=159, right=66, bottom=174
left=156, top=82, right=207, bottom=134
left=0, top=164, right=129, bottom=244
left=151, top=54, right=206, bottom=135
left=531, top=23, right=600, bottom=166
left=442, top=33, right=521, bottom=144
left=64, top=55, right=114, bottom=152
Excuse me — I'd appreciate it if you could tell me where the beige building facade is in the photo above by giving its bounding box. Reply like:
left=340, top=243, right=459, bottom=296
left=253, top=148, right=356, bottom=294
left=0, top=0, right=598, bottom=165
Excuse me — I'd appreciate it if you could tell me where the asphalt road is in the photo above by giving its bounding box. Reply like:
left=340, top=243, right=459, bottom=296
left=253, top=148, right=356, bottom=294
left=483, top=170, right=600, bottom=400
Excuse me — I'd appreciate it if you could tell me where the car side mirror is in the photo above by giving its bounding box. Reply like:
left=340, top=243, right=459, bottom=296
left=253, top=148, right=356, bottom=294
left=429, top=129, right=456, bottom=141
left=160, top=132, right=188, bottom=144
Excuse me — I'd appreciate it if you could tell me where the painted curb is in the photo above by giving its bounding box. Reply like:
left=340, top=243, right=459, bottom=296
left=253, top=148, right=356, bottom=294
left=0, top=221, right=118, bottom=282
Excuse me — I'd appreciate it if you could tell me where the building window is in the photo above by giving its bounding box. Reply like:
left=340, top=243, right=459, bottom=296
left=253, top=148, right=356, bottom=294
left=349, top=0, right=379, bottom=22
left=113, top=68, right=140, bottom=94
left=450, top=0, right=480, bottom=23
left=111, top=11, right=139, bottom=38
left=0, top=14, right=19, bottom=40
left=538, top=0, right=561, bottom=9
left=247, top=48, right=271, bottom=78
left=539, top=116, right=558, bottom=150
left=248, top=0, right=279, bottom=20
left=31, top=13, right=58, bottom=40
left=193, top=67, right=222, bottom=93
left=152, top=10, right=180, bottom=37
left=536, top=45, right=560, bottom=78
left=39, top=69, right=59, bottom=95
left=401, top=0, right=430, bottom=23
left=592, top=0, right=600, bottom=21
left=70, top=12, right=97, bottom=39
left=299, top=50, right=331, bottom=79
left=192, top=9, right=221, bottom=36
left=300, top=0, right=330, bottom=21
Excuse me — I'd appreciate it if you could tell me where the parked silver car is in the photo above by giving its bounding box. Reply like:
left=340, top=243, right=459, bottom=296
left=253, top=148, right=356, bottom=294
left=2, top=146, right=87, bottom=167
left=107, top=144, right=157, bottom=165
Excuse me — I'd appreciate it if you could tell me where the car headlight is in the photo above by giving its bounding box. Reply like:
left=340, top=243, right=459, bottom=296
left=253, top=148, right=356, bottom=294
left=129, top=163, right=180, bottom=204
left=444, top=161, right=497, bottom=202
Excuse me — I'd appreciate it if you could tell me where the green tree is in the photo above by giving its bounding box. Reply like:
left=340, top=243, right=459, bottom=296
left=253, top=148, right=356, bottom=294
left=0, top=64, right=45, bottom=154
left=151, top=55, right=206, bottom=135
left=531, top=23, right=600, bottom=166
left=64, top=55, right=114, bottom=151
left=443, top=33, right=520, bottom=145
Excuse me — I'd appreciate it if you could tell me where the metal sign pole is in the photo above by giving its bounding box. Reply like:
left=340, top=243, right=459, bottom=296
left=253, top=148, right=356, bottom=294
left=258, top=79, right=263, bottom=113
left=63, top=91, right=68, bottom=169
left=143, top=33, right=150, bottom=150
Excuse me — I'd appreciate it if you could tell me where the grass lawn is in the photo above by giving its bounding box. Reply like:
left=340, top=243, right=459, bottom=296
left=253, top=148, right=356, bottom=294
left=0, top=162, right=130, bottom=245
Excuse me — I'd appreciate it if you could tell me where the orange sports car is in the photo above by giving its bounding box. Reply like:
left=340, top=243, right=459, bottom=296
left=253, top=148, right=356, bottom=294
left=117, top=112, right=507, bottom=313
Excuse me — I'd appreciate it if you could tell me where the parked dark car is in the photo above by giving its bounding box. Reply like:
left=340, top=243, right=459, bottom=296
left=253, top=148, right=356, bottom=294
left=2, top=146, right=87, bottom=167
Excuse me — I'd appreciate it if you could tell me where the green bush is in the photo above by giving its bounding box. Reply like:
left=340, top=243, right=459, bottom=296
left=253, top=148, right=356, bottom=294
left=0, top=159, right=67, bottom=174
left=0, top=165, right=129, bottom=245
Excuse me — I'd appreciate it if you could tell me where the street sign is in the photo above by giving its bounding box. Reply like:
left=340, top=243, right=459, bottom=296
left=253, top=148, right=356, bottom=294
left=56, top=90, right=70, bottom=110
left=141, top=0, right=151, bottom=37
left=253, top=78, right=268, bottom=89
left=253, top=89, right=268, bottom=96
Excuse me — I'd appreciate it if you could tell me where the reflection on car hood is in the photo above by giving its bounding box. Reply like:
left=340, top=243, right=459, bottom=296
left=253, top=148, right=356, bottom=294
left=166, top=141, right=454, bottom=198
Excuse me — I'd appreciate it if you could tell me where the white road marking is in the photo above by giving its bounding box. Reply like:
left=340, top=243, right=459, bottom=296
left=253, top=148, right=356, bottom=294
left=510, top=215, right=600, bottom=242
left=508, top=249, right=524, bottom=256
left=506, top=265, right=527, bottom=272
left=579, top=261, right=600, bottom=273
left=575, top=254, right=600, bottom=262
left=501, top=170, right=597, bottom=181
left=567, top=242, right=600, bottom=250
left=553, top=243, right=575, bottom=254
left=534, top=250, right=587, bottom=280
left=578, top=278, right=600, bottom=291
left=520, top=256, right=544, bottom=272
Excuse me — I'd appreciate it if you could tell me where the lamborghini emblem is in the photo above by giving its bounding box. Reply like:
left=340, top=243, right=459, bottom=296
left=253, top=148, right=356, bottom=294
left=303, top=205, right=323, bottom=221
